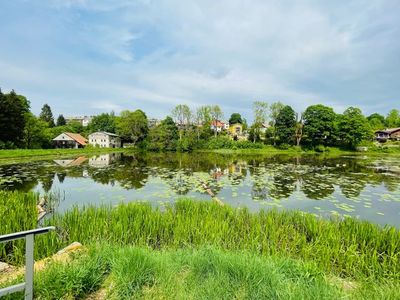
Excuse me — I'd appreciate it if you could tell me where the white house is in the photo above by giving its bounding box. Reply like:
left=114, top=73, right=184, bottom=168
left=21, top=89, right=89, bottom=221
left=53, top=132, right=88, bottom=149
left=88, top=132, right=121, bottom=148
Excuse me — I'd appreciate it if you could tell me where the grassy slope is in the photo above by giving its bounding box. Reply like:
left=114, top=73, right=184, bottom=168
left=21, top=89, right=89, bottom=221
left=2, top=245, right=399, bottom=300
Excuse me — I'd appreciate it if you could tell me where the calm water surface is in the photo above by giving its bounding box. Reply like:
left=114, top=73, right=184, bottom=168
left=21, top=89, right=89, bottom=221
left=1, top=152, right=399, bottom=227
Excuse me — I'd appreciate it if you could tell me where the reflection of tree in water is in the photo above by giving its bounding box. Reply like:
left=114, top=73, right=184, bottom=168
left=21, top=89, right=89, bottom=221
left=269, top=174, right=297, bottom=199
left=338, top=174, right=367, bottom=198
left=56, top=172, right=67, bottom=183
left=40, top=172, right=55, bottom=192
left=162, top=170, right=193, bottom=195
left=300, top=171, right=336, bottom=200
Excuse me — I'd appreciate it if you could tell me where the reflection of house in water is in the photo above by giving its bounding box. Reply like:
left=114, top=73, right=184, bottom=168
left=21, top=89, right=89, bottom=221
left=53, top=156, right=87, bottom=167
left=89, top=153, right=120, bottom=168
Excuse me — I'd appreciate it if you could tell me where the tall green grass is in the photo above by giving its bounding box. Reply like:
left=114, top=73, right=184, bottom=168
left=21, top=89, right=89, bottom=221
left=1, top=190, right=399, bottom=281
left=34, top=199, right=400, bottom=280
left=0, top=191, right=38, bottom=264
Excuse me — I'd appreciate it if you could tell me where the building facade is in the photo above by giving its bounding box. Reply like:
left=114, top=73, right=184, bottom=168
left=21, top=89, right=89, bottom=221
left=88, top=132, right=121, bottom=148
left=53, top=132, right=88, bottom=148
left=65, top=116, right=93, bottom=127
left=375, top=128, right=400, bottom=142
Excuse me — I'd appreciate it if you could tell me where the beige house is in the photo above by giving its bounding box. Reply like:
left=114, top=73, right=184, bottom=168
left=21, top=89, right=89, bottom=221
left=88, top=132, right=121, bottom=148
left=53, top=132, right=88, bottom=149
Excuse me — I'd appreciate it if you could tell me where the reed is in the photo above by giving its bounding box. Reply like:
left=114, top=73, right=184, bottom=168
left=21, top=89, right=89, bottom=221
left=0, top=191, right=38, bottom=264
left=1, top=190, right=399, bottom=280
left=34, top=199, right=400, bottom=280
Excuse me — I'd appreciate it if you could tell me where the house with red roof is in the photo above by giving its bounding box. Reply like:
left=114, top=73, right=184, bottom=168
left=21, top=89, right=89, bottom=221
left=53, top=132, right=88, bottom=148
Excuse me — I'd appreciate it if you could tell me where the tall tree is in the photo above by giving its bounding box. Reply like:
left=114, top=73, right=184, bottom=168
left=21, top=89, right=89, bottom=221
left=269, top=101, right=284, bottom=145
left=295, top=113, right=304, bottom=146
left=386, top=109, right=400, bottom=128
left=116, top=110, right=149, bottom=146
left=147, top=116, right=179, bottom=151
left=252, top=101, right=268, bottom=142
left=229, top=113, right=243, bottom=125
left=338, top=107, right=372, bottom=148
left=172, top=104, right=192, bottom=140
left=23, top=113, right=49, bottom=148
left=88, top=112, right=116, bottom=133
left=275, top=105, right=296, bottom=145
left=39, top=104, right=55, bottom=127
left=210, top=105, right=223, bottom=136
left=196, top=106, right=212, bottom=125
left=56, top=114, right=66, bottom=126
left=367, top=113, right=385, bottom=130
left=303, top=104, right=337, bottom=146
left=0, top=89, right=30, bottom=147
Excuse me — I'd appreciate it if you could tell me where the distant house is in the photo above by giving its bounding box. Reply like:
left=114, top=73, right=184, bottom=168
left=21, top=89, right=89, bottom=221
left=148, top=118, right=161, bottom=128
left=211, top=120, right=229, bottom=132
left=65, top=116, right=93, bottom=127
left=229, top=123, right=243, bottom=140
left=53, top=132, right=88, bottom=148
left=88, top=132, right=121, bottom=148
left=375, top=128, right=400, bottom=142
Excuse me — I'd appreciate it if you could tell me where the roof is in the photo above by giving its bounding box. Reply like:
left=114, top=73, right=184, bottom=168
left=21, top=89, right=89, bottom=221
left=65, top=132, right=88, bottom=145
left=375, top=128, right=400, bottom=134
left=89, top=131, right=120, bottom=137
left=211, top=120, right=226, bottom=127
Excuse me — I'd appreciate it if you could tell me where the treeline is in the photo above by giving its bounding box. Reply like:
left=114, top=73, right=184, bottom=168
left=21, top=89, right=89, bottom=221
left=1, top=88, right=399, bottom=150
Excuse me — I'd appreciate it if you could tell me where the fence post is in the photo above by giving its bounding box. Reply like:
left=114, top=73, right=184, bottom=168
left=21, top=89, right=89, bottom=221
left=25, top=234, right=34, bottom=300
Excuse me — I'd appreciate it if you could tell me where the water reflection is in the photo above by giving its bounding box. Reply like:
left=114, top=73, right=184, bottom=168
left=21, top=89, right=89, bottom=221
left=0, top=152, right=399, bottom=226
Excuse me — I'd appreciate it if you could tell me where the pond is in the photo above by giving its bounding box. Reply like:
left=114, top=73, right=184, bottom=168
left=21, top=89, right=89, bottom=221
left=1, top=152, right=399, bottom=227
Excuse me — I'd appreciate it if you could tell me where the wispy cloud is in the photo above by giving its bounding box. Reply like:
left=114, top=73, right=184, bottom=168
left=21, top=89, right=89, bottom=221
left=0, top=0, right=399, bottom=120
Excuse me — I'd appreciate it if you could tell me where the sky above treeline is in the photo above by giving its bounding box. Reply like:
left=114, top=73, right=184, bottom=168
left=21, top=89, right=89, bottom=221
left=0, top=0, right=399, bottom=121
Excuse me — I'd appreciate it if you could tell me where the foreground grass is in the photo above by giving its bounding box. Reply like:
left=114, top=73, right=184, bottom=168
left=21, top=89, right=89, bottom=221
left=0, top=147, right=128, bottom=160
left=4, top=245, right=399, bottom=300
left=1, top=191, right=399, bottom=282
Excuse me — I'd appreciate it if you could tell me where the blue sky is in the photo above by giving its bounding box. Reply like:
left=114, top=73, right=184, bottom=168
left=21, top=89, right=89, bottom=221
left=0, top=0, right=399, bottom=121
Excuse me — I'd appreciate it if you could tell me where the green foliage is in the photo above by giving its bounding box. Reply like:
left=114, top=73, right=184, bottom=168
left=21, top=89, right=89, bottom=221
left=39, top=103, right=55, bottom=127
left=117, top=110, right=149, bottom=145
left=56, top=114, right=66, bottom=126
left=386, top=109, right=400, bottom=128
left=228, top=113, right=242, bottom=125
left=206, top=136, right=263, bottom=149
left=338, top=107, right=372, bottom=148
left=275, top=105, right=296, bottom=145
left=367, top=113, right=385, bottom=130
left=23, top=113, right=50, bottom=148
left=0, top=89, right=30, bottom=148
left=303, top=104, right=337, bottom=146
left=88, top=112, right=116, bottom=133
left=146, top=116, right=179, bottom=151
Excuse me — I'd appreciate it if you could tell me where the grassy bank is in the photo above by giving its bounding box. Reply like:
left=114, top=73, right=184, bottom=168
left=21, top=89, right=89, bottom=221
left=0, top=147, right=128, bottom=160
left=5, top=245, right=396, bottom=300
left=1, top=191, right=399, bottom=281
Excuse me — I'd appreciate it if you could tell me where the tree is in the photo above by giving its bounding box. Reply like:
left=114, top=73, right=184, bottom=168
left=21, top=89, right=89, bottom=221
left=0, top=89, right=30, bottom=148
left=172, top=104, right=192, bottom=140
left=23, top=113, right=49, bottom=148
left=56, top=114, right=66, bottom=126
left=338, top=107, right=372, bottom=148
left=88, top=112, right=116, bottom=133
left=39, top=104, right=55, bottom=127
left=367, top=113, right=385, bottom=130
left=386, top=109, right=400, bottom=128
left=303, top=104, right=337, bottom=146
left=117, top=110, right=149, bottom=146
left=252, top=101, right=268, bottom=142
left=229, top=113, right=242, bottom=125
left=210, top=105, right=223, bottom=136
left=269, top=101, right=284, bottom=145
left=196, top=106, right=212, bottom=125
left=275, top=105, right=296, bottom=145
left=147, top=116, right=179, bottom=151
left=295, top=113, right=304, bottom=146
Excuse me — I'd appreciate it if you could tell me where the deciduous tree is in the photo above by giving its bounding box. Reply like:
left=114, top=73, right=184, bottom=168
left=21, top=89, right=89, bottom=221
left=117, top=110, right=149, bottom=146
left=275, top=105, right=296, bottom=145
